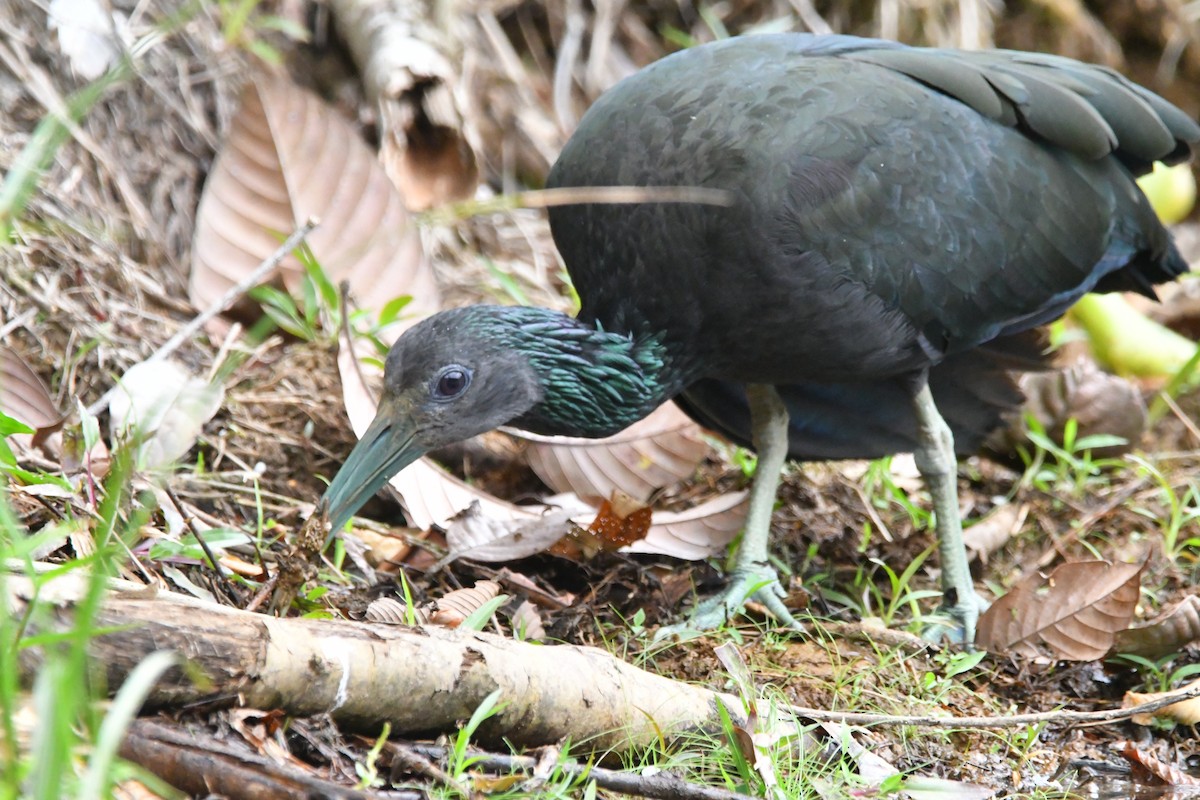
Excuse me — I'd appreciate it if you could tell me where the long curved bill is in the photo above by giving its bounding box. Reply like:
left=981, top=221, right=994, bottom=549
left=322, top=398, right=424, bottom=539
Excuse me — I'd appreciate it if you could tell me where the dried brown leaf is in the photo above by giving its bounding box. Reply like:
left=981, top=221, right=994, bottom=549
left=962, top=503, right=1027, bottom=563
left=516, top=402, right=710, bottom=502
left=439, top=503, right=575, bottom=567
left=0, top=346, right=59, bottom=433
left=190, top=71, right=438, bottom=324
left=987, top=361, right=1147, bottom=457
left=1125, top=680, right=1200, bottom=726
left=510, top=600, right=546, bottom=641
left=425, top=580, right=502, bottom=628
left=1118, top=740, right=1200, bottom=785
left=365, top=596, right=425, bottom=626
left=1112, top=595, right=1200, bottom=660
left=0, top=346, right=108, bottom=470
left=976, top=560, right=1144, bottom=660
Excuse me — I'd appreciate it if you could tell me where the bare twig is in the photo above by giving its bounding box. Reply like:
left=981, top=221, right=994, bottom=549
left=85, top=219, right=318, bottom=417
left=786, top=680, right=1200, bottom=729
left=404, top=743, right=749, bottom=800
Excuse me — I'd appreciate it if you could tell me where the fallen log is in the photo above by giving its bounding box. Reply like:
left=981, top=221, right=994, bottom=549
left=9, top=568, right=742, bottom=753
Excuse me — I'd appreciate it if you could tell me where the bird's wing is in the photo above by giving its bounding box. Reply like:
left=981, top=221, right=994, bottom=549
left=840, top=44, right=1198, bottom=175
left=674, top=330, right=1048, bottom=461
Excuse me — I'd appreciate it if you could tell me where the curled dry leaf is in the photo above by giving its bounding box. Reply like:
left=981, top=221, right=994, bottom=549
left=515, top=402, right=711, bottom=502
left=328, top=0, right=479, bottom=210
left=976, top=559, right=1144, bottom=660
left=1112, top=594, right=1200, bottom=660
left=1125, top=680, right=1200, bottom=726
left=0, top=346, right=108, bottom=469
left=986, top=360, right=1147, bottom=459
left=190, top=71, right=438, bottom=327
left=1117, top=740, right=1200, bottom=786
left=425, top=580, right=502, bottom=628
left=438, top=503, right=575, bottom=569
left=109, top=360, right=223, bottom=470
left=365, top=596, right=425, bottom=626
left=335, top=321, right=747, bottom=561
left=962, top=503, right=1027, bottom=564
left=510, top=600, right=546, bottom=641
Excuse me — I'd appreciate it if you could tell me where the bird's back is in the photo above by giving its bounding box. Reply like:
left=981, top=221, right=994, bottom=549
left=547, top=34, right=1198, bottom=386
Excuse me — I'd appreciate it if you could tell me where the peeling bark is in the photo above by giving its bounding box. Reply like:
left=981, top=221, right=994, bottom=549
left=329, top=0, right=479, bottom=210
left=9, top=571, right=742, bottom=753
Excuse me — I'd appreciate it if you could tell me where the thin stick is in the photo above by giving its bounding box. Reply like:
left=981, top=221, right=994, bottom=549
left=86, top=219, right=319, bottom=417
left=784, top=679, right=1200, bottom=729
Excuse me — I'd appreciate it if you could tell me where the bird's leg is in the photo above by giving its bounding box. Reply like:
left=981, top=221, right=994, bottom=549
left=909, top=374, right=985, bottom=645
left=661, top=384, right=801, bottom=634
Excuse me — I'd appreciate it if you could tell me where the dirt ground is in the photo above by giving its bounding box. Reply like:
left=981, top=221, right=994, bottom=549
left=4, top=0, right=1200, bottom=797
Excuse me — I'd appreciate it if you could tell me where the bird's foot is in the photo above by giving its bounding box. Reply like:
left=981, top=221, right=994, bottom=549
left=655, top=564, right=803, bottom=640
left=919, top=590, right=989, bottom=646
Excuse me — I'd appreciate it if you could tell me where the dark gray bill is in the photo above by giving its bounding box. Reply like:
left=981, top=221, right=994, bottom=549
left=322, top=402, right=424, bottom=538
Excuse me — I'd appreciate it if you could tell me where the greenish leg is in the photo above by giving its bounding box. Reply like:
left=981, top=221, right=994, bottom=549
left=660, top=383, right=801, bottom=635
left=910, top=377, right=986, bottom=645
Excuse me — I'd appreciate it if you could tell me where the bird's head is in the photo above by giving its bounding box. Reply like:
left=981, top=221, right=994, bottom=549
left=322, top=306, right=546, bottom=533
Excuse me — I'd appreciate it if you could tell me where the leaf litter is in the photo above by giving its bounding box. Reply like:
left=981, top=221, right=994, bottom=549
left=4, top=0, right=1200, bottom=796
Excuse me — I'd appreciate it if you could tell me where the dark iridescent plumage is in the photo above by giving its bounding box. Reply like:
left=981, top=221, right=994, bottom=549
left=322, top=34, right=1199, bottom=642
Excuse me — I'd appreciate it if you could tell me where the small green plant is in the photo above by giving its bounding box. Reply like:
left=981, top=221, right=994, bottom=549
left=354, top=722, right=391, bottom=790
left=446, top=690, right=506, bottom=788
left=1018, top=416, right=1127, bottom=497
left=861, top=457, right=933, bottom=530
left=823, top=551, right=941, bottom=631
left=214, top=0, right=309, bottom=64
left=1109, top=652, right=1200, bottom=694
left=1126, top=455, right=1200, bottom=561
left=248, top=243, right=339, bottom=341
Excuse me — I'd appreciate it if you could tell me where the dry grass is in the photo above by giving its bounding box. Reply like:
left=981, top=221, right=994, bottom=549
left=4, top=0, right=1200, bottom=794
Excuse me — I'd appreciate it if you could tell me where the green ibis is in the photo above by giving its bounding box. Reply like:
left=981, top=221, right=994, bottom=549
left=322, top=34, right=1199, bottom=643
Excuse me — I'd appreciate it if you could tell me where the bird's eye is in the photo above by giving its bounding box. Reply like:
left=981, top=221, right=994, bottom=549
left=432, top=366, right=471, bottom=400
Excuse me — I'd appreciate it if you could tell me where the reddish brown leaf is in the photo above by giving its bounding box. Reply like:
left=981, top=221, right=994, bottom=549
left=976, top=559, right=1144, bottom=660
left=1112, top=594, right=1200, bottom=660
left=1119, top=739, right=1200, bottom=785
left=190, top=71, right=438, bottom=325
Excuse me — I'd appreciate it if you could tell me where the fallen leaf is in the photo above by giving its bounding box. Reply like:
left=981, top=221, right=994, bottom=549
left=515, top=402, right=710, bottom=502
left=962, top=503, right=1027, bottom=564
left=550, top=491, right=652, bottom=560
left=438, top=503, right=575, bottom=568
left=1118, top=739, right=1200, bottom=785
left=190, top=72, right=438, bottom=328
left=425, top=580, right=502, bottom=628
left=108, top=360, right=223, bottom=469
left=365, top=597, right=423, bottom=625
left=987, top=360, right=1147, bottom=458
left=0, top=346, right=109, bottom=470
left=1112, top=595, right=1200, bottom=660
left=47, top=0, right=127, bottom=80
left=976, top=560, right=1144, bottom=660
left=510, top=600, right=546, bottom=641
left=1125, top=680, right=1200, bottom=726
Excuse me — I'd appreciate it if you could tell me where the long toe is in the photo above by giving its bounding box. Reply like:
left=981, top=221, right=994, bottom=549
left=655, top=565, right=804, bottom=639
left=920, top=591, right=989, bottom=646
